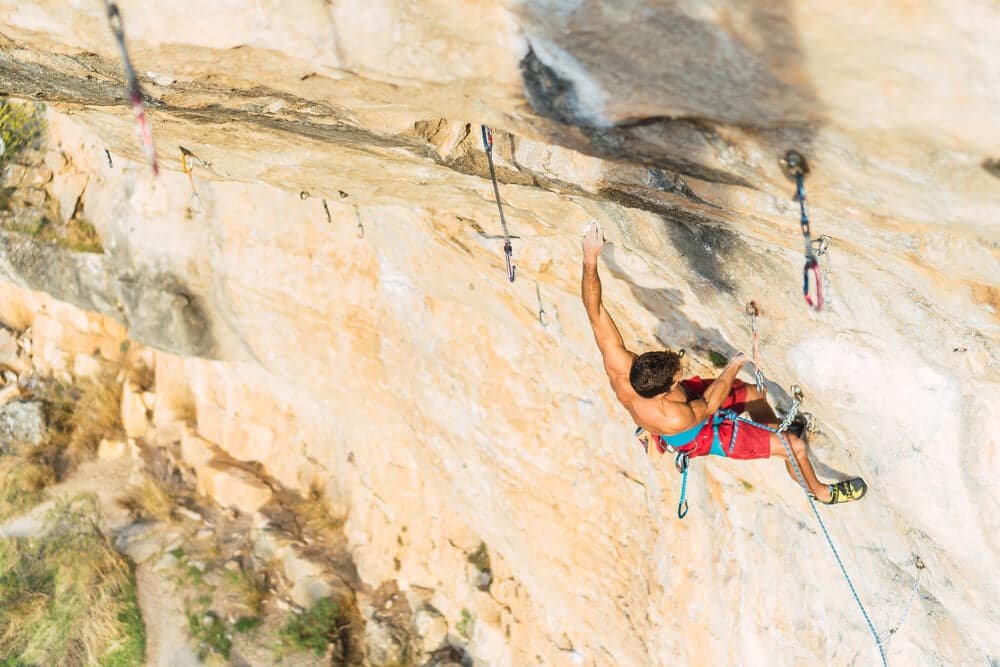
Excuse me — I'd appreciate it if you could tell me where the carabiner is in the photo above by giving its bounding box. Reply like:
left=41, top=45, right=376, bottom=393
left=504, top=240, right=515, bottom=282
left=803, top=256, right=823, bottom=311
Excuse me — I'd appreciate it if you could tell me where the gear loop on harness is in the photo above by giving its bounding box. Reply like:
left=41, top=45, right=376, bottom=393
left=481, top=124, right=516, bottom=282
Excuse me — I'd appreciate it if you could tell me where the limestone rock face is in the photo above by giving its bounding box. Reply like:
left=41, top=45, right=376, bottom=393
left=0, top=1, right=998, bottom=665
left=195, top=459, right=273, bottom=515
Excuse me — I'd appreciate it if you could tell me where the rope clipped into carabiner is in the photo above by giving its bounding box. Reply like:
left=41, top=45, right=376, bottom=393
left=104, top=1, right=158, bottom=175
left=781, top=151, right=821, bottom=310
left=745, top=301, right=765, bottom=392
left=481, top=125, right=515, bottom=282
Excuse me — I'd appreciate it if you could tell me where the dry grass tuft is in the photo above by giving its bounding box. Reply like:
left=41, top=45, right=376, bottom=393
left=117, top=473, right=175, bottom=523
left=0, top=454, right=55, bottom=522
left=24, top=372, right=124, bottom=478
left=294, top=486, right=344, bottom=536
left=65, top=375, right=124, bottom=466
left=0, top=495, right=146, bottom=666
left=222, top=567, right=269, bottom=616
left=125, top=361, right=156, bottom=391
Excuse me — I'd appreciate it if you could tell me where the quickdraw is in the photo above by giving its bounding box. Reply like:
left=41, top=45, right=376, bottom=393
left=179, top=147, right=203, bottom=211
left=674, top=450, right=689, bottom=518
left=781, top=151, right=821, bottom=310
left=812, top=234, right=833, bottom=307
left=745, top=300, right=765, bottom=392
left=535, top=283, right=548, bottom=327
left=354, top=205, right=365, bottom=239
left=481, top=125, right=516, bottom=282
left=104, top=1, right=158, bottom=175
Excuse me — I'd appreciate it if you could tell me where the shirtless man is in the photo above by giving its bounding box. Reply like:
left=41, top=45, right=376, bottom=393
left=581, top=222, right=866, bottom=505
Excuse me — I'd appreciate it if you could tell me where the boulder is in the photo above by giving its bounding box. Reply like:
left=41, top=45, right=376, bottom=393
left=414, top=606, right=449, bottom=655
left=0, top=329, right=18, bottom=366
left=120, top=381, right=150, bottom=439
left=0, top=400, right=47, bottom=451
left=364, top=617, right=407, bottom=667
left=180, top=425, right=217, bottom=470
left=72, top=353, right=103, bottom=379
left=195, top=459, right=273, bottom=514
left=0, top=383, right=20, bottom=406
left=97, top=438, right=129, bottom=460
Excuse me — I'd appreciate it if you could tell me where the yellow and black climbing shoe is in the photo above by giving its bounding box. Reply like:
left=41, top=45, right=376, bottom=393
left=822, top=478, right=868, bottom=505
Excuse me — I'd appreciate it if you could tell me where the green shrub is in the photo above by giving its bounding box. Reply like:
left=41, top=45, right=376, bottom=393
left=0, top=99, right=46, bottom=162
left=279, top=598, right=341, bottom=655
left=233, top=616, right=262, bottom=634
left=186, top=610, right=232, bottom=660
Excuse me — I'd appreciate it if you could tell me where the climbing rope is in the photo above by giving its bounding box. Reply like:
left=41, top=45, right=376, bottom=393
left=481, top=125, right=515, bottom=282
left=745, top=301, right=765, bottom=392
left=104, top=1, right=158, bottom=175
left=781, top=151, right=821, bottom=310
left=771, top=388, right=888, bottom=667
left=663, top=382, right=889, bottom=665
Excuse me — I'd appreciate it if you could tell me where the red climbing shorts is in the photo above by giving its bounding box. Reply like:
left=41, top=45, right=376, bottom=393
left=679, top=376, right=772, bottom=460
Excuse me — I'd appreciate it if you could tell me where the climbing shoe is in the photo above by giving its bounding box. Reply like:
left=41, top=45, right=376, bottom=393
left=821, top=477, right=868, bottom=505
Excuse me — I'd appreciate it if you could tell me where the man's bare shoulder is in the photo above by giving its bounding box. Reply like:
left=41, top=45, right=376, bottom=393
left=653, top=394, right=698, bottom=433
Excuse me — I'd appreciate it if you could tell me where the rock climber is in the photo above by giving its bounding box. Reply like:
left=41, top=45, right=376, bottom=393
left=580, top=222, right=866, bottom=505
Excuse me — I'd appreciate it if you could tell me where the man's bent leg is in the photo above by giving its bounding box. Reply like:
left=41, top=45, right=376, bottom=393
left=769, top=432, right=831, bottom=502
left=742, top=384, right=779, bottom=423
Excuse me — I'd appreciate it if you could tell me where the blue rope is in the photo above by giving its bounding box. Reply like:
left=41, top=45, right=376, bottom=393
left=718, top=411, right=888, bottom=667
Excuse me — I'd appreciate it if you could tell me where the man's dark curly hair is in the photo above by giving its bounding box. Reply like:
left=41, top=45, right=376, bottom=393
left=629, top=350, right=683, bottom=398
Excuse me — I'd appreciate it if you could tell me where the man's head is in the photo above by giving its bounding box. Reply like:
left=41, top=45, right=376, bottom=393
left=629, top=350, right=684, bottom=398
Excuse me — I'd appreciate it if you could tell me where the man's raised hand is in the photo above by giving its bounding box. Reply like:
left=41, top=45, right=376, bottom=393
left=582, top=221, right=605, bottom=263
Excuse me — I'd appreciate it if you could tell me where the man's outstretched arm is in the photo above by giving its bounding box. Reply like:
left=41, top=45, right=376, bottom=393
left=582, top=223, right=633, bottom=378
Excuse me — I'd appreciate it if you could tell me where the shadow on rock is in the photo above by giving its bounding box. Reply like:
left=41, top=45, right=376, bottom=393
left=518, top=1, right=822, bottom=189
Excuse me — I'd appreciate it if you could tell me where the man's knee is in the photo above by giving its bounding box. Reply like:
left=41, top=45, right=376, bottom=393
left=771, top=432, right=805, bottom=458
left=787, top=434, right=807, bottom=457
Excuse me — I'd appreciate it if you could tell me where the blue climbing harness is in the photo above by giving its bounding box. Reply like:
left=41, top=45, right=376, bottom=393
left=661, top=409, right=764, bottom=519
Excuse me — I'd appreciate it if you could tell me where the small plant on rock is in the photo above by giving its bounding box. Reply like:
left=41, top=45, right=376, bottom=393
left=279, top=597, right=342, bottom=656
left=0, top=99, right=46, bottom=163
